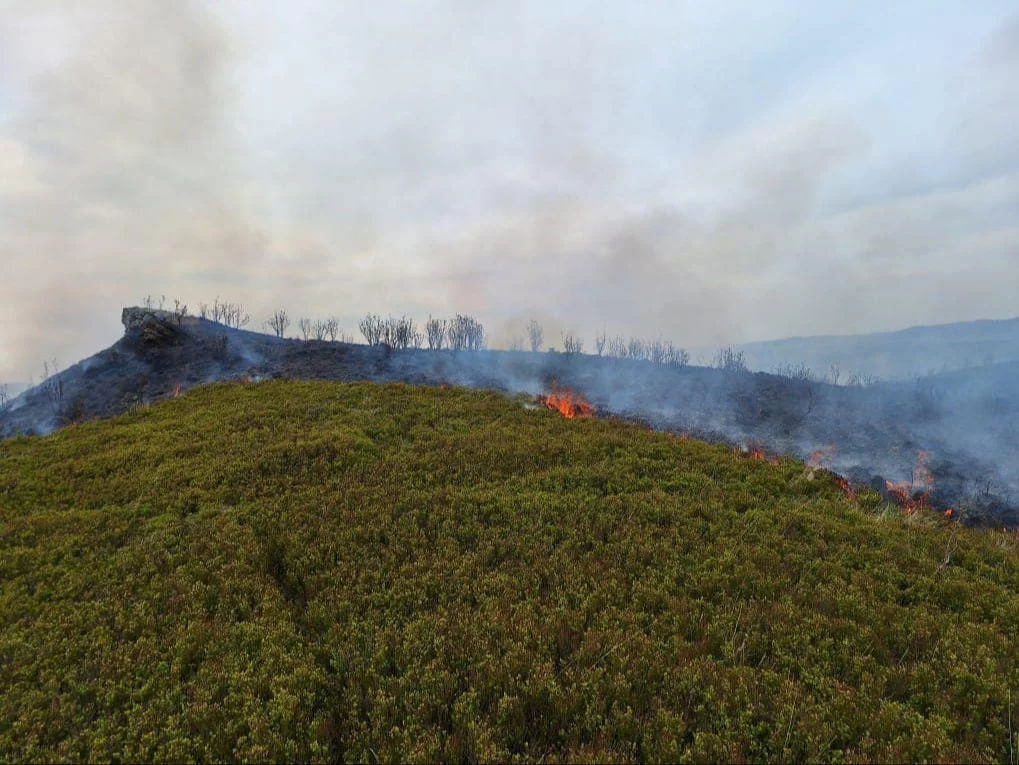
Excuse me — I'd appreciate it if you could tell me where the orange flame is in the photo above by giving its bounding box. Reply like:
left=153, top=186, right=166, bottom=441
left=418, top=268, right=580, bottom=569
left=885, top=451, right=937, bottom=515
left=734, top=444, right=779, bottom=464
left=539, top=384, right=593, bottom=419
left=913, top=450, right=934, bottom=491
left=835, top=476, right=856, bottom=500
left=809, top=444, right=837, bottom=468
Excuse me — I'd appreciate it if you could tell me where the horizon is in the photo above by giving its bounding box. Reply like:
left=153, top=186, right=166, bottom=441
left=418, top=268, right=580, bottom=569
left=4, top=304, right=1019, bottom=390
left=2, top=1, right=1018, bottom=381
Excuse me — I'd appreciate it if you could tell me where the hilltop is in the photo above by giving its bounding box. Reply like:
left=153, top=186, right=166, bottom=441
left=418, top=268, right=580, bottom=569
left=2, top=307, right=1017, bottom=525
left=1, top=380, right=1017, bottom=762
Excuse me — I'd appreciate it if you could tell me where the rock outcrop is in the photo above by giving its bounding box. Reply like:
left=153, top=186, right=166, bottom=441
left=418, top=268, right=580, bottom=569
left=121, top=307, right=180, bottom=346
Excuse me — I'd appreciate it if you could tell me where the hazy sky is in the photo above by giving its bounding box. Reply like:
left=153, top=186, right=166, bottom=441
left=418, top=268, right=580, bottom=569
left=1, top=0, right=1017, bottom=380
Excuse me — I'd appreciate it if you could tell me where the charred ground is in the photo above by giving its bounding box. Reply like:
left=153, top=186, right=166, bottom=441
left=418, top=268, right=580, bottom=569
left=2, top=307, right=1017, bottom=526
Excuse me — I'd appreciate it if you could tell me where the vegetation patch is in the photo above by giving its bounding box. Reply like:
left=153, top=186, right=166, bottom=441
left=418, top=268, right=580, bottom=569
left=1, top=380, right=1017, bottom=762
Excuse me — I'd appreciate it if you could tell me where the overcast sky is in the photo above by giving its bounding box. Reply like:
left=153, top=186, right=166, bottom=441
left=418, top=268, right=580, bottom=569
left=1, top=0, right=1017, bottom=380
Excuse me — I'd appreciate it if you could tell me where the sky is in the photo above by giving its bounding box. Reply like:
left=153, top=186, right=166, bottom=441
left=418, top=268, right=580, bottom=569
left=1, top=0, right=1017, bottom=381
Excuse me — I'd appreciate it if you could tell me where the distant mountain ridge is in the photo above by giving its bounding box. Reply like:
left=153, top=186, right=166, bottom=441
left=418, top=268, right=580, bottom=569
left=735, top=316, right=1019, bottom=381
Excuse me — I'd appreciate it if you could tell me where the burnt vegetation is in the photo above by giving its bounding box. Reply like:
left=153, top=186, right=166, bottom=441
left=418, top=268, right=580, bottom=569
left=5, top=303, right=1019, bottom=528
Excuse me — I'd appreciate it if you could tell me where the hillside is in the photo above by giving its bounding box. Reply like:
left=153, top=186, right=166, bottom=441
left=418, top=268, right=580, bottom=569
left=2, top=381, right=1018, bottom=762
left=735, top=316, right=1019, bottom=381
left=3, top=308, right=1018, bottom=526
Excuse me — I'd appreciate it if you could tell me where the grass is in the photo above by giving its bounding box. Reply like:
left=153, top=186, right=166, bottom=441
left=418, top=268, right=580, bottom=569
left=0, top=379, right=1017, bottom=763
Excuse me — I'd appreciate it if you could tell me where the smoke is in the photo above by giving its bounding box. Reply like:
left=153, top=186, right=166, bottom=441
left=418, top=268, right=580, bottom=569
left=2, top=2, right=1018, bottom=381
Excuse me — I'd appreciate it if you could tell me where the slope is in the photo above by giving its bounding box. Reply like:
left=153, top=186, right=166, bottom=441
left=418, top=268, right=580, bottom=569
left=4, top=308, right=1018, bottom=525
left=1, top=380, right=1017, bottom=762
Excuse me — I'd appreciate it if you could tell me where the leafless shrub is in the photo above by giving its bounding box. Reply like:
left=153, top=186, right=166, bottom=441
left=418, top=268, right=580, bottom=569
left=0, top=383, right=9, bottom=412
left=627, top=338, right=647, bottom=361
left=359, top=314, right=383, bottom=346
left=774, top=362, right=817, bottom=382
left=172, top=299, right=188, bottom=326
left=507, top=334, right=524, bottom=352
left=223, top=302, right=250, bottom=329
left=426, top=316, right=448, bottom=350
left=595, top=329, right=607, bottom=356
left=298, top=317, right=312, bottom=341
left=846, top=370, right=880, bottom=387
left=648, top=338, right=668, bottom=365
left=265, top=309, right=290, bottom=338
left=380, top=315, right=420, bottom=350
left=607, top=335, right=626, bottom=358
left=663, top=342, right=690, bottom=367
left=827, top=362, right=841, bottom=386
left=562, top=331, right=584, bottom=355
left=198, top=297, right=249, bottom=329
left=312, top=319, right=329, bottom=341
left=324, top=317, right=340, bottom=342
left=40, top=359, right=64, bottom=417
left=142, top=294, right=166, bottom=310
left=448, top=314, right=485, bottom=351
left=714, top=346, right=748, bottom=373
left=526, top=319, right=543, bottom=353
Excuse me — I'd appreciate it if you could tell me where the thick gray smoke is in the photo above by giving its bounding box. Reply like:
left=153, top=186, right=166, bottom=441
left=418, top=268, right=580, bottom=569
left=2, top=2, right=1018, bottom=385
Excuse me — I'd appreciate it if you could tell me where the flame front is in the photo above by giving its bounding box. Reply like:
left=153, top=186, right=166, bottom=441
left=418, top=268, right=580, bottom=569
left=539, top=385, right=593, bottom=419
left=809, top=444, right=837, bottom=468
left=886, top=451, right=935, bottom=514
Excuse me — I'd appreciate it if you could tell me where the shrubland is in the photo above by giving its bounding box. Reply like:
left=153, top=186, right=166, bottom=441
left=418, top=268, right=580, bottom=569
left=0, top=380, right=1017, bottom=762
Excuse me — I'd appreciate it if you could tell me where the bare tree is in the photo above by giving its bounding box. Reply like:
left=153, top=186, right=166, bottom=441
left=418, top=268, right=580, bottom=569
left=380, top=315, right=419, bottom=349
left=40, top=359, right=64, bottom=417
left=172, top=299, right=188, bottom=326
left=526, top=319, right=543, bottom=353
left=224, top=302, right=250, bottom=329
left=448, top=314, right=485, bottom=351
left=0, top=383, right=8, bottom=412
left=562, top=331, right=584, bottom=355
left=648, top=338, right=667, bottom=365
left=265, top=309, right=290, bottom=338
left=359, top=314, right=383, bottom=346
left=426, top=316, right=447, bottom=350
left=607, top=335, right=626, bottom=358
left=827, top=362, right=841, bottom=386
left=199, top=297, right=249, bottom=329
left=324, top=317, right=340, bottom=342
left=595, top=328, right=607, bottom=357
left=312, top=319, right=329, bottom=341
left=298, top=317, right=312, bottom=341
left=627, top=338, right=647, bottom=361
left=665, top=343, right=690, bottom=367
left=507, top=334, right=524, bottom=352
